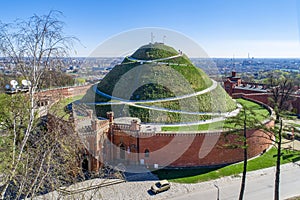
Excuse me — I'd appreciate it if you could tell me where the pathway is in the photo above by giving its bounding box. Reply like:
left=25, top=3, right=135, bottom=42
left=127, top=54, right=183, bottom=63
left=91, top=79, right=218, bottom=104
left=35, top=161, right=300, bottom=200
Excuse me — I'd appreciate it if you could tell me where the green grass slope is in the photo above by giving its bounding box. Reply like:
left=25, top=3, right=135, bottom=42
left=95, top=43, right=212, bottom=99
left=81, top=43, right=236, bottom=123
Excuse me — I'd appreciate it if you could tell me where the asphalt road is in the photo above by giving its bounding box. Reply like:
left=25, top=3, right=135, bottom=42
left=169, top=163, right=300, bottom=200
left=34, top=162, right=300, bottom=200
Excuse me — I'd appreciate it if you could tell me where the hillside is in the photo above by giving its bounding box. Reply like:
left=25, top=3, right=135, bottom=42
left=93, top=43, right=212, bottom=101
left=81, top=43, right=237, bottom=123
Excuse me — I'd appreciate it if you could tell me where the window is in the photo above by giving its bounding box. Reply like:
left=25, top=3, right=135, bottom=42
left=144, top=149, right=150, bottom=158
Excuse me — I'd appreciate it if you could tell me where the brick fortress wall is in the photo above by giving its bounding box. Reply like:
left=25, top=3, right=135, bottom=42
left=108, top=120, right=274, bottom=168
left=36, top=84, right=92, bottom=100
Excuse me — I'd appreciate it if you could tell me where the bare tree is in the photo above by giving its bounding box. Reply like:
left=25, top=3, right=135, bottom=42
left=224, top=101, right=265, bottom=200
left=0, top=11, right=78, bottom=199
left=267, top=76, right=297, bottom=200
left=273, top=119, right=283, bottom=200
left=268, top=76, right=295, bottom=120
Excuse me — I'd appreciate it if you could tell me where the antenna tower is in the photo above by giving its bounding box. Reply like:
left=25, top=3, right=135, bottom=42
left=151, top=32, right=155, bottom=43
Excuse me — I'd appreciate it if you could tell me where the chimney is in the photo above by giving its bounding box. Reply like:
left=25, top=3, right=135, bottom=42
left=107, top=112, right=114, bottom=123
left=91, top=120, right=96, bottom=130
left=232, top=71, right=236, bottom=77
left=87, top=109, right=93, bottom=119
left=130, top=119, right=140, bottom=131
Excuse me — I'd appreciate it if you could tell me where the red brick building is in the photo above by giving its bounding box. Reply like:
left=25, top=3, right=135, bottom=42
left=224, top=71, right=300, bottom=116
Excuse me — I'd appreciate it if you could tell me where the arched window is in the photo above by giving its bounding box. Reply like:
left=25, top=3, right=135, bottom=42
left=144, top=149, right=150, bottom=158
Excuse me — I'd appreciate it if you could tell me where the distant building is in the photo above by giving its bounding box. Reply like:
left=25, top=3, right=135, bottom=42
left=224, top=71, right=300, bottom=116
left=224, top=71, right=269, bottom=96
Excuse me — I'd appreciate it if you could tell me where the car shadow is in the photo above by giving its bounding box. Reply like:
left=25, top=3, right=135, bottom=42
left=147, top=189, right=156, bottom=196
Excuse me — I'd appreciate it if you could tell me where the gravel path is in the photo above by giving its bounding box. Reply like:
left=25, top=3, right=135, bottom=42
left=127, top=54, right=183, bottom=63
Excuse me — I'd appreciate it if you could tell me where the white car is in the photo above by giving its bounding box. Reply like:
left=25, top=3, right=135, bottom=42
left=151, top=180, right=171, bottom=194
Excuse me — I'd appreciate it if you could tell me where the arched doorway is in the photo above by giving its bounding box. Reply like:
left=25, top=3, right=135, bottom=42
left=120, top=144, right=125, bottom=160
left=144, top=149, right=150, bottom=158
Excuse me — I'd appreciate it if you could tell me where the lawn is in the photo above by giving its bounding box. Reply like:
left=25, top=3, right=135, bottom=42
left=161, top=121, right=225, bottom=132
left=161, top=98, right=270, bottom=131
left=235, top=98, right=270, bottom=121
left=153, top=147, right=300, bottom=183
left=50, top=95, right=83, bottom=120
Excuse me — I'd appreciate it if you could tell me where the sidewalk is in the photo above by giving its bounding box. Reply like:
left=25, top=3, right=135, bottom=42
left=169, top=161, right=300, bottom=200
left=35, top=161, right=300, bottom=200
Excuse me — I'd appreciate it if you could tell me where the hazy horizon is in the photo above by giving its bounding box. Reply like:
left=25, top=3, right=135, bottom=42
left=1, top=0, right=300, bottom=58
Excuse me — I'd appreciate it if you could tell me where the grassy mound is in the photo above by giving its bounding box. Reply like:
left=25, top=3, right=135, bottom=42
left=81, top=43, right=236, bottom=123
left=94, top=43, right=212, bottom=99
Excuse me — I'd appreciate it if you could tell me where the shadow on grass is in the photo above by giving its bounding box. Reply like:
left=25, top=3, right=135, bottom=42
left=292, top=156, right=300, bottom=163
left=152, top=166, right=222, bottom=180
left=282, top=150, right=300, bottom=166
left=280, top=149, right=300, bottom=161
left=282, top=154, right=295, bottom=160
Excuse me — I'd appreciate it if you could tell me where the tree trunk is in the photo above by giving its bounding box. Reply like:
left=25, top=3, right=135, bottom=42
left=239, top=116, right=248, bottom=200
left=274, top=119, right=282, bottom=200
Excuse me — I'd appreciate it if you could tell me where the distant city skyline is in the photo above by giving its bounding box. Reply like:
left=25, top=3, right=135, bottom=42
left=1, top=0, right=300, bottom=58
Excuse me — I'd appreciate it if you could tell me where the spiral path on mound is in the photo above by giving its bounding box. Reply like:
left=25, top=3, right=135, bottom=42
left=92, top=79, right=217, bottom=104
left=82, top=79, right=240, bottom=118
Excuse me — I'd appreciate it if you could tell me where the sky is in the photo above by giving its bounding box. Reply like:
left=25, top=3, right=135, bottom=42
left=1, top=0, right=300, bottom=58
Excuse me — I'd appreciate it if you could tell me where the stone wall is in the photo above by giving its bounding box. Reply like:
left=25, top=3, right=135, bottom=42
left=36, top=84, right=92, bottom=103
